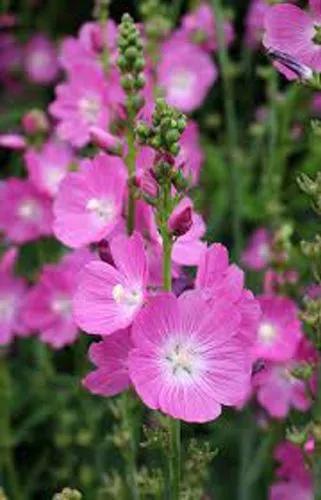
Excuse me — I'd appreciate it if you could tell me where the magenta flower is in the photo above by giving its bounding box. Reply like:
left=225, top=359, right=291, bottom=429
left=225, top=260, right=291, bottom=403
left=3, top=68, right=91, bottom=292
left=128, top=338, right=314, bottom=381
left=49, top=63, right=111, bottom=148
left=263, top=1, right=321, bottom=77
left=253, top=359, right=311, bottom=418
left=25, top=139, right=74, bottom=197
left=252, top=295, right=302, bottom=362
left=53, top=153, right=126, bottom=248
left=128, top=291, right=251, bottom=423
left=59, top=20, right=117, bottom=71
left=73, top=232, right=148, bottom=336
left=158, top=38, right=217, bottom=112
left=195, top=243, right=261, bottom=349
left=0, top=248, right=28, bottom=345
left=269, top=442, right=312, bottom=499
left=24, top=34, right=59, bottom=84
left=0, top=178, right=53, bottom=243
left=22, top=249, right=92, bottom=349
left=181, top=3, right=234, bottom=52
left=83, top=328, right=132, bottom=397
left=242, top=228, right=271, bottom=271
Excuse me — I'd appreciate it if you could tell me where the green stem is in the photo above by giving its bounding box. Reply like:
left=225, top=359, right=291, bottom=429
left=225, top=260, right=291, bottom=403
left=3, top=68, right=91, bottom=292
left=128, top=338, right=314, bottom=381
left=126, top=116, right=136, bottom=236
left=121, top=392, right=140, bottom=500
left=0, top=354, right=21, bottom=500
left=211, top=0, right=242, bottom=260
left=161, top=179, right=181, bottom=499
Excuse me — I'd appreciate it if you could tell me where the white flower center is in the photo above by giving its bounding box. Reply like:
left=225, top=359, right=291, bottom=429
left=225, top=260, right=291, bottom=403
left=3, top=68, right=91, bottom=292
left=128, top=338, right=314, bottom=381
left=51, top=296, right=72, bottom=316
left=0, top=295, right=14, bottom=321
left=163, top=338, right=203, bottom=383
left=86, top=197, right=114, bottom=223
left=45, top=167, right=65, bottom=191
left=78, top=96, right=100, bottom=124
left=112, top=283, right=143, bottom=308
left=169, top=70, right=195, bottom=99
left=258, top=243, right=270, bottom=261
left=31, top=52, right=50, bottom=70
left=17, top=199, right=40, bottom=220
left=258, top=322, right=277, bottom=344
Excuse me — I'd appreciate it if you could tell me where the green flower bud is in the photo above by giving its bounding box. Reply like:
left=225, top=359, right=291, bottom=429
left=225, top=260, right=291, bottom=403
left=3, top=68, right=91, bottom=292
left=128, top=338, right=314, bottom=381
left=169, top=143, right=180, bottom=156
left=165, top=129, right=180, bottom=144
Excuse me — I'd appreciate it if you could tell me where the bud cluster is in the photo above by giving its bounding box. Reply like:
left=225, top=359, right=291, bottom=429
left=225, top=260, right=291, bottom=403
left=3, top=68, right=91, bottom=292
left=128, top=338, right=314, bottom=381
left=117, top=14, right=145, bottom=115
left=52, top=488, right=82, bottom=500
left=301, top=235, right=321, bottom=260
left=136, top=98, right=187, bottom=156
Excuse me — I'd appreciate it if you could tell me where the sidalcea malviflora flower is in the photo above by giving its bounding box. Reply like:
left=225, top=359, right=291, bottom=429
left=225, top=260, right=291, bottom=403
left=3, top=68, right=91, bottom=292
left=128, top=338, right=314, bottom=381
left=128, top=291, right=252, bottom=423
left=73, top=232, right=148, bottom=336
left=53, top=153, right=126, bottom=248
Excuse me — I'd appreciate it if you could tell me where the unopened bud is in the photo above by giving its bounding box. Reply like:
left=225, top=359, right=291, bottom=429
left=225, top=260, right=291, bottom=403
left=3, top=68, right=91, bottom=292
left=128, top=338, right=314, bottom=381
left=22, top=109, right=49, bottom=135
left=168, top=204, right=193, bottom=237
left=89, top=126, right=123, bottom=155
left=52, top=487, right=82, bottom=500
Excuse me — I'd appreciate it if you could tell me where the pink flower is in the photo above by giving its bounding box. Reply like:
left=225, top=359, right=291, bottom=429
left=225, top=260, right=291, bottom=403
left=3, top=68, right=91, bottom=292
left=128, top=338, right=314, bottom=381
left=263, top=1, right=321, bottom=78
left=83, top=328, right=132, bottom=397
left=181, top=3, right=234, bottom=52
left=242, top=228, right=271, bottom=271
left=128, top=291, right=251, bottom=423
left=89, top=126, right=123, bottom=154
left=73, top=232, right=148, bottom=336
left=53, top=153, right=126, bottom=248
left=0, top=134, right=26, bottom=150
left=0, top=178, right=53, bottom=243
left=269, top=442, right=312, bottom=499
left=0, top=248, right=28, bottom=345
left=24, top=139, right=74, bottom=197
left=253, top=359, right=311, bottom=418
left=195, top=243, right=261, bottom=349
left=251, top=295, right=302, bottom=362
left=0, top=34, right=22, bottom=82
left=59, top=20, right=117, bottom=71
left=49, top=63, right=111, bottom=148
left=24, top=34, right=59, bottom=84
left=158, top=38, right=217, bottom=112
left=22, top=249, right=92, bottom=349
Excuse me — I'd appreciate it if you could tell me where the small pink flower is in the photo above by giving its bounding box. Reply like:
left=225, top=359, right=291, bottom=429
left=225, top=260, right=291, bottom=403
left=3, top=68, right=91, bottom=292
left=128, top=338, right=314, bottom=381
left=53, top=153, right=126, bottom=248
left=181, top=3, right=234, bottom=52
left=24, top=34, right=59, bottom=84
left=0, top=178, right=53, bottom=243
left=73, top=232, right=148, bottom=336
left=24, top=139, right=74, bottom=197
left=269, top=441, right=312, bottom=499
left=242, top=228, right=271, bottom=271
left=128, top=291, right=251, bottom=423
left=0, top=34, right=22, bottom=82
left=49, top=63, right=112, bottom=148
left=253, top=360, right=311, bottom=418
left=0, top=134, right=26, bottom=150
left=22, top=249, right=92, bottom=349
left=83, top=328, right=132, bottom=397
left=158, top=38, right=217, bottom=112
left=263, top=1, right=321, bottom=78
left=252, top=295, right=302, bottom=362
left=0, top=248, right=28, bottom=345
left=59, top=20, right=117, bottom=71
